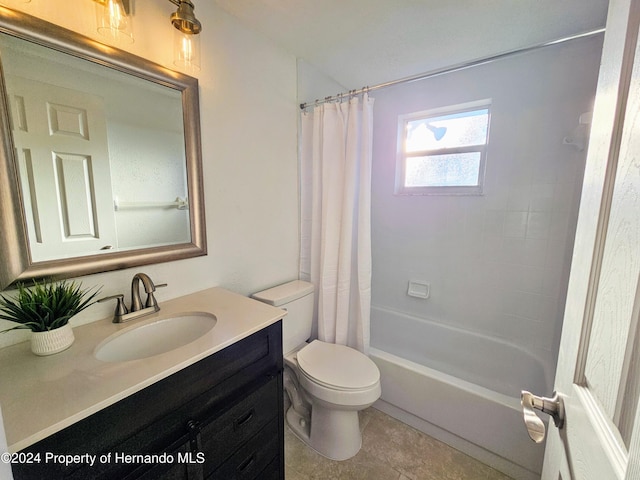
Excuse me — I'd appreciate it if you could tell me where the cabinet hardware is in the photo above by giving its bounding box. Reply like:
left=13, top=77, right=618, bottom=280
left=187, top=420, right=202, bottom=452
left=234, top=409, right=255, bottom=430
left=236, top=454, right=255, bottom=475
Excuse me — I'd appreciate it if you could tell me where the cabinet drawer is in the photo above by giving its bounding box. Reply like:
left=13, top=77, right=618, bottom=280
left=206, top=419, right=279, bottom=480
left=201, top=376, right=278, bottom=476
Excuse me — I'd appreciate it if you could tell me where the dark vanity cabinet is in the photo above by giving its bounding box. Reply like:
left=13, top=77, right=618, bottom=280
left=12, top=321, right=284, bottom=480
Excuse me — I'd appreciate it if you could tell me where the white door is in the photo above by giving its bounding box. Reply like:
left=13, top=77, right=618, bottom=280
left=525, top=1, right=640, bottom=478
left=6, top=76, right=117, bottom=262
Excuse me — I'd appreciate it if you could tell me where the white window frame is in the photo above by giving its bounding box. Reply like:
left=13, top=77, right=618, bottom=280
left=395, top=99, right=491, bottom=195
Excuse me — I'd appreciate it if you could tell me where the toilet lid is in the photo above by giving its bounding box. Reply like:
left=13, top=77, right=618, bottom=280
left=297, top=340, right=380, bottom=390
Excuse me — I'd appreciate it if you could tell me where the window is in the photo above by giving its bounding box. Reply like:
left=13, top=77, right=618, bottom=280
left=396, top=101, right=491, bottom=195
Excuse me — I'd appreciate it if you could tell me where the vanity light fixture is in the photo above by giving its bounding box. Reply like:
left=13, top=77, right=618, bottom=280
left=93, top=0, right=202, bottom=71
left=169, top=0, right=202, bottom=71
left=94, top=0, right=134, bottom=44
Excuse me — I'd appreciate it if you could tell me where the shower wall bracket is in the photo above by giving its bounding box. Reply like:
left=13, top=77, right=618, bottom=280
left=407, top=280, right=430, bottom=299
left=563, top=111, right=593, bottom=151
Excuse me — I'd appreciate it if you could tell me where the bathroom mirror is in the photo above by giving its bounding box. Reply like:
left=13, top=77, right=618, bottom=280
left=0, top=7, right=206, bottom=290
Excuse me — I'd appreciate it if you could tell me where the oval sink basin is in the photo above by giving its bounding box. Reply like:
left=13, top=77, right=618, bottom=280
left=95, top=313, right=217, bottom=362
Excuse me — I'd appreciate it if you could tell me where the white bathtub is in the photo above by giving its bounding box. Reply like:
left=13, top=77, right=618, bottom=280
left=370, top=305, right=550, bottom=480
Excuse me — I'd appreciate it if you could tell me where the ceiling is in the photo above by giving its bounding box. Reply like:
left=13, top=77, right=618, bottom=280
left=212, top=0, right=609, bottom=91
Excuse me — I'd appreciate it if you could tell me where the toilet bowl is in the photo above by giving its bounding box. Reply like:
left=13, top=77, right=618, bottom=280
left=251, top=280, right=381, bottom=461
left=284, top=340, right=381, bottom=460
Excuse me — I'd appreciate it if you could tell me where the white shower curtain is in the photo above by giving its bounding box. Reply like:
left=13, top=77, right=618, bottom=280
left=299, top=94, right=374, bottom=354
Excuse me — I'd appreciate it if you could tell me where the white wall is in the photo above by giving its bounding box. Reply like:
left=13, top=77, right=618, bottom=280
left=369, top=35, right=603, bottom=386
left=108, top=122, right=190, bottom=250
left=0, top=0, right=299, bottom=347
left=296, top=59, right=346, bottom=107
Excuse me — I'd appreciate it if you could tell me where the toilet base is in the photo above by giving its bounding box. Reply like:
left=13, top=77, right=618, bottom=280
left=286, top=402, right=362, bottom=461
left=286, top=403, right=311, bottom=440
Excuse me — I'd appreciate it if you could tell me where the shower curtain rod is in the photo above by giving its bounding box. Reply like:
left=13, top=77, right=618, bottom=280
left=299, top=27, right=605, bottom=110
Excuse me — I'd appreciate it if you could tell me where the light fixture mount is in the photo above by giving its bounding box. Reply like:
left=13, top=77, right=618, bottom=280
left=94, top=0, right=131, bottom=15
left=169, top=0, right=202, bottom=34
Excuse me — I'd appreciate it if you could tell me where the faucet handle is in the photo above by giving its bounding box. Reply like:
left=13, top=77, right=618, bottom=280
left=98, top=294, right=129, bottom=323
left=145, top=283, right=167, bottom=309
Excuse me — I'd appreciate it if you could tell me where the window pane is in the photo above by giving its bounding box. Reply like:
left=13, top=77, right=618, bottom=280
left=405, top=152, right=481, bottom=187
left=405, top=108, right=489, bottom=152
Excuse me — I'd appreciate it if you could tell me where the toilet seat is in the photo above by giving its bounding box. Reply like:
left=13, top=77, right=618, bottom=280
left=297, top=340, right=380, bottom=391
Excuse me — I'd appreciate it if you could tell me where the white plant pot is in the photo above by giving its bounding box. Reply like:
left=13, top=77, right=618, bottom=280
left=30, top=323, right=75, bottom=356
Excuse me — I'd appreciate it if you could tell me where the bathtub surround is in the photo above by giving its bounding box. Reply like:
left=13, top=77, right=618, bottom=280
left=371, top=34, right=602, bottom=378
left=371, top=307, right=547, bottom=397
left=366, top=34, right=602, bottom=478
left=299, top=94, right=374, bottom=353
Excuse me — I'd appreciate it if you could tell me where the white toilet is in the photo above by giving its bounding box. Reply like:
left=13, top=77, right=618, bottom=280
left=252, top=280, right=381, bottom=461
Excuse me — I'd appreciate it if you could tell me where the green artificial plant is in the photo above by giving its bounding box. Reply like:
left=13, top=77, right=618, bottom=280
left=0, top=280, right=100, bottom=333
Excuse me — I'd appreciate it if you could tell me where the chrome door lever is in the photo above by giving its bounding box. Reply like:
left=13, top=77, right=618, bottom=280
left=521, top=390, right=565, bottom=443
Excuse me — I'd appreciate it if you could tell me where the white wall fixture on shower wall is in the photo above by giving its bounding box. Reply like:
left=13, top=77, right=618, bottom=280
left=407, top=280, right=430, bottom=299
left=562, top=111, right=593, bottom=151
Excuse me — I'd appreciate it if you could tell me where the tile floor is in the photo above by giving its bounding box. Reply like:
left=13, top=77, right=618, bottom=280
left=284, top=407, right=513, bottom=480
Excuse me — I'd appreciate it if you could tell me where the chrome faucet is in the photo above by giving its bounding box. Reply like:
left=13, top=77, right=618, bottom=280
left=98, top=273, right=167, bottom=323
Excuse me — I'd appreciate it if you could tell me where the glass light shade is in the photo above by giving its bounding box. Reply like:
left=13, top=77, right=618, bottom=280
left=173, top=28, right=201, bottom=72
left=95, top=0, right=134, bottom=44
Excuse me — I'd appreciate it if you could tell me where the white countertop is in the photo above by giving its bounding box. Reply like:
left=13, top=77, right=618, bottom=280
left=0, top=287, right=286, bottom=453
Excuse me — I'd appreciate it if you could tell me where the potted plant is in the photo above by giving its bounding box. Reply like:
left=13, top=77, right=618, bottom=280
left=0, top=279, right=100, bottom=356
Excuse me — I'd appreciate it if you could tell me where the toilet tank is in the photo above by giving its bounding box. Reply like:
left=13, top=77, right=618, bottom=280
left=252, top=280, right=314, bottom=354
